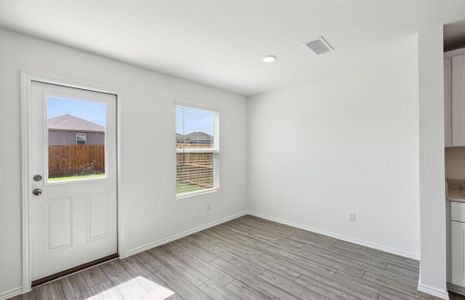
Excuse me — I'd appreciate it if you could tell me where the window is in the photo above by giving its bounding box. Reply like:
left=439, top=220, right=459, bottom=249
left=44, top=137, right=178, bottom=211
left=176, top=105, right=219, bottom=196
left=76, top=132, right=87, bottom=145
left=47, top=96, right=106, bottom=182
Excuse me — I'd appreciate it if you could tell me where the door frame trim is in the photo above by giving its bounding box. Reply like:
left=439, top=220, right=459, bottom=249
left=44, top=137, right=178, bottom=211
left=20, top=71, right=123, bottom=293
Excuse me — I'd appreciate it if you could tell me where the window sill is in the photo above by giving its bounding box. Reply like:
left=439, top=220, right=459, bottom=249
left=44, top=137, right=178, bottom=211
left=176, top=188, right=218, bottom=200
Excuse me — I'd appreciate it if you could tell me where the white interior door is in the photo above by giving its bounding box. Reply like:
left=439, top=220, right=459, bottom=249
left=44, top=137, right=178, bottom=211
left=30, top=81, right=117, bottom=281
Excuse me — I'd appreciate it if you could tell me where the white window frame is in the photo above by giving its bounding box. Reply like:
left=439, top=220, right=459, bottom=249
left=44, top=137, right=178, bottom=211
left=176, top=104, right=220, bottom=199
left=76, top=132, right=87, bottom=145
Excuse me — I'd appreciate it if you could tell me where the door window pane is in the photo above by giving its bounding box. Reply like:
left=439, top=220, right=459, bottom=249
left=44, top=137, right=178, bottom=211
left=47, top=96, right=106, bottom=182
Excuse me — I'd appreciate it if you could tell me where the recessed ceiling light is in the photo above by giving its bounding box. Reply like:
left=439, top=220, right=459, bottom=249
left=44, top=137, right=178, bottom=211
left=263, top=55, right=277, bottom=63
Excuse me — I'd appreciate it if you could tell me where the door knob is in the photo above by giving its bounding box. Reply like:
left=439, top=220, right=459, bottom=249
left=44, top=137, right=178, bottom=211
left=32, top=188, right=43, bottom=196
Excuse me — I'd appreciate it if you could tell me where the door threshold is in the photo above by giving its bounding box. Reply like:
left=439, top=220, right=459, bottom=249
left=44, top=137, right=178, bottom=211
left=32, top=253, right=119, bottom=287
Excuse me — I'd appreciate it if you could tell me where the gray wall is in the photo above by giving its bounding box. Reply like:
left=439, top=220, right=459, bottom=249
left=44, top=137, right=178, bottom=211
left=48, top=130, right=104, bottom=145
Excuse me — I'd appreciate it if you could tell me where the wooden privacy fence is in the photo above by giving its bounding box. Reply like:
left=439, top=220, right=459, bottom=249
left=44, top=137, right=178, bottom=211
left=176, top=143, right=214, bottom=188
left=49, top=145, right=105, bottom=177
left=176, top=152, right=214, bottom=188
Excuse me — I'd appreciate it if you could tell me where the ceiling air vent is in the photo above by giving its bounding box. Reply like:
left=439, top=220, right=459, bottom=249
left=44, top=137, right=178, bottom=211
left=306, top=36, right=334, bottom=55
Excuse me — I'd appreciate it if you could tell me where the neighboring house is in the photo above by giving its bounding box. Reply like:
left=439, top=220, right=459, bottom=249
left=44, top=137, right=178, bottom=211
left=176, top=131, right=213, bottom=144
left=48, top=114, right=105, bottom=145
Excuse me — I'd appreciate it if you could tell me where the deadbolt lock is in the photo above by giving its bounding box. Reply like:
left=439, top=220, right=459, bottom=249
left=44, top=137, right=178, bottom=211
left=32, top=188, right=43, bottom=196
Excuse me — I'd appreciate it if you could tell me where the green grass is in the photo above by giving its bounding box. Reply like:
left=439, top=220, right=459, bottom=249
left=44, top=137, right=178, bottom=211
left=176, top=181, right=203, bottom=194
left=48, top=173, right=105, bottom=182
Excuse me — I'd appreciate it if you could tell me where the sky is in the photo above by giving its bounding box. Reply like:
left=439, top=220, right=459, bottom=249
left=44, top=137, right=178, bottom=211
left=176, top=106, right=215, bottom=135
left=47, top=96, right=106, bottom=126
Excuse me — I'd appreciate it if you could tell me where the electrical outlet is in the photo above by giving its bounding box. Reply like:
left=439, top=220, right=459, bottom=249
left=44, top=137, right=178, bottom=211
left=349, top=213, right=356, bottom=222
left=207, top=202, right=212, bottom=211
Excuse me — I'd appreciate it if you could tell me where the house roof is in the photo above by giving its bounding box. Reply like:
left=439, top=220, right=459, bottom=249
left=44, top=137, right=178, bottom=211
left=48, top=114, right=105, bottom=132
left=176, top=131, right=213, bottom=142
left=185, top=132, right=212, bottom=141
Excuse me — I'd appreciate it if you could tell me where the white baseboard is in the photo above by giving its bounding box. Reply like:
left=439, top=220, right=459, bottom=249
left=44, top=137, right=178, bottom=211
left=418, top=283, right=450, bottom=299
left=448, top=282, right=465, bottom=298
left=0, top=286, right=23, bottom=300
left=247, top=211, right=420, bottom=260
left=120, top=211, right=246, bottom=258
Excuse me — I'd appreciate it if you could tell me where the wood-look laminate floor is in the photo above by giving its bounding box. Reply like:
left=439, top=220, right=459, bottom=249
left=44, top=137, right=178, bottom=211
left=11, top=215, right=464, bottom=300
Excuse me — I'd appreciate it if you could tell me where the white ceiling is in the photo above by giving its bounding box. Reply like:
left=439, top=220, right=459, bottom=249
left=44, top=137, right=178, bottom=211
left=1, top=0, right=465, bottom=95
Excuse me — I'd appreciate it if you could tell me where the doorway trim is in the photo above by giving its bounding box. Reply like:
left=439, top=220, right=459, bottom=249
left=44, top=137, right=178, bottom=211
left=20, top=71, right=123, bottom=293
